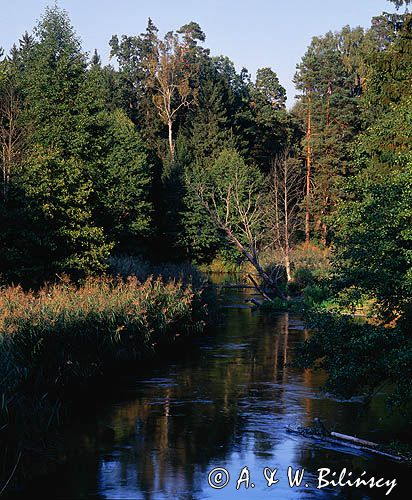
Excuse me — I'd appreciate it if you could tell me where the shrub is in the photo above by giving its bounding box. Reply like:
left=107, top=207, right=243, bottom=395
left=295, top=311, right=412, bottom=407
left=303, top=284, right=330, bottom=307
left=293, top=268, right=316, bottom=288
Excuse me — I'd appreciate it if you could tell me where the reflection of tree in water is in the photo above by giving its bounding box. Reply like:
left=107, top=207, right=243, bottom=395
left=83, top=306, right=299, bottom=498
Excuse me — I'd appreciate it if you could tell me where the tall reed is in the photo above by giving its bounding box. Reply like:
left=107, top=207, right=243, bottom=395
left=0, top=275, right=206, bottom=491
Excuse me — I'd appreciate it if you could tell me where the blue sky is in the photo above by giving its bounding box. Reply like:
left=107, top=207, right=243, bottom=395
left=1, top=0, right=399, bottom=105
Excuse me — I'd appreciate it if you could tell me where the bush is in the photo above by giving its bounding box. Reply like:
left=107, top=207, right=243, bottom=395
left=303, top=284, right=330, bottom=306
left=293, top=268, right=316, bottom=288
left=295, top=311, right=412, bottom=407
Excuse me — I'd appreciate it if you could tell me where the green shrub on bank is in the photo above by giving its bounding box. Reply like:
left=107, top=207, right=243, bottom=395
left=295, top=311, right=412, bottom=407
left=303, top=284, right=330, bottom=307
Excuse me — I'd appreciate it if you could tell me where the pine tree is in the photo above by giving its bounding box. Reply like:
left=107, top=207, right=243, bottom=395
left=294, top=28, right=364, bottom=243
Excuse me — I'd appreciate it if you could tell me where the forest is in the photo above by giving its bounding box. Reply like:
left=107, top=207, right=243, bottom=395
left=0, top=0, right=412, bottom=491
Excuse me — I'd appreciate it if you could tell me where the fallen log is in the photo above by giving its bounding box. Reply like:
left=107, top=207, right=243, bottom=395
left=330, top=431, right=378, bottom=449
left=286, top=423, right=408, bottom=463
left=247, top=274, right=273, bottom=302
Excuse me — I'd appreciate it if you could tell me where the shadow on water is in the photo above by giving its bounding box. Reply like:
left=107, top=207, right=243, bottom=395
left=10, top=274, right=411, bottom=499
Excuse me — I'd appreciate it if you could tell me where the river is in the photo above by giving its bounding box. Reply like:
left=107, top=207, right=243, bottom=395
left=15, top=277, right=410, bottom=499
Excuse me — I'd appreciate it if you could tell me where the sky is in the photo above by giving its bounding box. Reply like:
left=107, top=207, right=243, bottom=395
left=1, top=0, right=400, bottom=106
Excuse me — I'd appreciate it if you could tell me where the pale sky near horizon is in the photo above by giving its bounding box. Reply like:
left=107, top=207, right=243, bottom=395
left=1, top=0, right=401, bottom=106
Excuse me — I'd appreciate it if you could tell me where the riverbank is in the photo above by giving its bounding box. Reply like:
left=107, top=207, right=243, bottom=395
left=0, top=274, right=208, bottom=493
left=6, top=282, right=411, bottom=499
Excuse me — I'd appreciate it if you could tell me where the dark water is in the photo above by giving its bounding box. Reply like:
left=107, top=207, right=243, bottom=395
left=19, top=279, right=410, bottom=499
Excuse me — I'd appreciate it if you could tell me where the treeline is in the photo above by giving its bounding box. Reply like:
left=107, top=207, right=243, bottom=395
left=0, top=1, right=411, bottom=337
left=0, top=6, right=297, bottom=284
left=295, top=3, right=412, bottom=404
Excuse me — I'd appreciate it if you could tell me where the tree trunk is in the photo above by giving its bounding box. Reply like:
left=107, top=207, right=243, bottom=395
left=284, top=251, right=291, bottom=283
left=222, top=224, right=286, bottom=300
left=321, top=194, right=329, bottom=245
left=321, top=222, right=327, bottom=246
left=305, top=95, right=312, bottom=245
left=247, top=274, right=273, bottom=302
left=168, top=118, right=174, bottom=159
left=283, top=163, right=292, bottom=282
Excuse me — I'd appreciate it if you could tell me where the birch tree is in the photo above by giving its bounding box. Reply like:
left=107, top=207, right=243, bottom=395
left=0, top=72, right=24, bottom=201
left=144, top=30, right=199, bottom=159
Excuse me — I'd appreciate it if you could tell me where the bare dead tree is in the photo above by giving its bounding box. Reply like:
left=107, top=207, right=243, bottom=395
left=189, top=150, right=286, bottom=300
left=0, top=80, right=24, bottom=201
left=268, top=149, right=304, bottom=282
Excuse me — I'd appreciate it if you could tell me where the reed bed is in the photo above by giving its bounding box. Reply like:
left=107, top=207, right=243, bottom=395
left=0, top=275, right=206, bottom=490
left=0, top=275, right=205, bottom=391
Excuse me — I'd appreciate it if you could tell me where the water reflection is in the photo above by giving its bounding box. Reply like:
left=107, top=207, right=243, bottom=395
left=19, top=284, right=410, bottom=499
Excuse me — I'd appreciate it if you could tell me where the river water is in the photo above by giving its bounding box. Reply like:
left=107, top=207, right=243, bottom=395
left=19, top=278, right=410, bottom=499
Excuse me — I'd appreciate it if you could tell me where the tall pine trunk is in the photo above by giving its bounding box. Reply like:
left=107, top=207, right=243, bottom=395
left=305, top=95, right=312, bottom=245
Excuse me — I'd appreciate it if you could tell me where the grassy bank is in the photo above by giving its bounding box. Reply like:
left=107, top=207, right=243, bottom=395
left=0, top=274, right=207, bottom=492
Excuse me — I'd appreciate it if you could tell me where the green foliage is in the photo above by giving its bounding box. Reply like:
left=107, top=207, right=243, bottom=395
left=19, top=6, right=88, bottom=153
left=302, top=284, right=330, bottom=307
left=292, top=268, right=316, bottom=289
left=94, top=110, right=152, bottom=244
left=260, top=297, right=289, bottom=311
left=1, top=0, right=412, bottom=483
left=3, top=5, right=300, bottom=273
left=332, top=163, right=412, bottom=325
left=246, top=67, right=297, bottom=172
left=0, top=6, right=154, bottom=281
left=21, top=148, right=113, bottom=275
left=193, top=148, right=265, bottom=229
left=294, top=27, right=365, bottom=239
left=331, top=16, right=412, bottom=327
left=318, top=288, right=375, bottom=316
left=295, top=312, right=412, bottom=405
left=297, top=13, right=412, bottom=407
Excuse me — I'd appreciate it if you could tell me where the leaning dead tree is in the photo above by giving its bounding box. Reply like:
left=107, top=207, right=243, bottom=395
left=189, top=149, right=286, bottom=300
left=268, top=150, right=304, bottom=282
